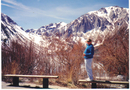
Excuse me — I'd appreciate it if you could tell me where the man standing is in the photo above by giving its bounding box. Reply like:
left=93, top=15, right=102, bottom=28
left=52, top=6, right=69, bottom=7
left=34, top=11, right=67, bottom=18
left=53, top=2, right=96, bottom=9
left=83, top=39, right=94, bottom=81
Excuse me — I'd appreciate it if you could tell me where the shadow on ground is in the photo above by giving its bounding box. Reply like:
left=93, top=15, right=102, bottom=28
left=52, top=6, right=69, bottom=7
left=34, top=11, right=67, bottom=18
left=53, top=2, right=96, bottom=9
left=8, top=84, right=52, bottom=89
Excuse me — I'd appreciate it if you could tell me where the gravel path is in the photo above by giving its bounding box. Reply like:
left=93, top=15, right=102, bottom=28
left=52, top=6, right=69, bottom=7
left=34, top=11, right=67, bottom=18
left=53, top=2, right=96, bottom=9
left=2, top=81, right=69, bottom=89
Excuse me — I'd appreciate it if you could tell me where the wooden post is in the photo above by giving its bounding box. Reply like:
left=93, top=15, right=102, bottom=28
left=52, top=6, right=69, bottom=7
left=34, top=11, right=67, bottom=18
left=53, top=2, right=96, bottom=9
left=43, top=78, right=48, bottom=88
left=13, top=77, right=19, bottom=86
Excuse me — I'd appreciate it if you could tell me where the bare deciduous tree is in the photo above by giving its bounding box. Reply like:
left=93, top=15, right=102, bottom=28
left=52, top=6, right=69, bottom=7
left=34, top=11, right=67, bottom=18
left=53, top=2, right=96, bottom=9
left=95, top=24, right=129, bottom=80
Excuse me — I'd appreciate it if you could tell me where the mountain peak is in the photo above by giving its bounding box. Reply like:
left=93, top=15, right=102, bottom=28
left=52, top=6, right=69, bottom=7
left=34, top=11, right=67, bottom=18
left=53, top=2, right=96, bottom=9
left=1, top=13, right=30, bottom=44
left=1, top=13, right=17, bottom=25
left=98, top=7, right=108, bottom=13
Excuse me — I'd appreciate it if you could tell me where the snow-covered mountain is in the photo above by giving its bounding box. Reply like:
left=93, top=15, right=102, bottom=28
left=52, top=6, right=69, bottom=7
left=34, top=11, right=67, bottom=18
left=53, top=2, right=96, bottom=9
left=60, top=6, right=128, bottom=36
left=58, top=6, right=129, bottom=45
left=1, top=13, right=31, bottom=45
left=25, top=6, right=129, bottom=46
left=1, top=6, right=129, bottom=46
left=1, top=13, right=47, bottom=46
left=26, top=22, right=67, bottom=36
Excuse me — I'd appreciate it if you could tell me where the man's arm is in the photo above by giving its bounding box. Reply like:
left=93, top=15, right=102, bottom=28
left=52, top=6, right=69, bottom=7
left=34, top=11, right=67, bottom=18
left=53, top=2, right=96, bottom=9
left=84, top=47, right=94, bottom=56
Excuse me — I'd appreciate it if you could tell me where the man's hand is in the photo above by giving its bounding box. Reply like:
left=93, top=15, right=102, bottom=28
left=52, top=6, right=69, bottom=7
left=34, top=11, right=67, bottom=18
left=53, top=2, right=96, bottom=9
left=83, top=53, right=85, bottom=56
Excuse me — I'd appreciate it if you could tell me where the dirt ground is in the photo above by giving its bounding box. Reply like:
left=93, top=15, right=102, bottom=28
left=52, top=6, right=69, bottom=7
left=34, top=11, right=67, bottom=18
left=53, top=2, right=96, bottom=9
left=2, top=81, right=70, bottom=89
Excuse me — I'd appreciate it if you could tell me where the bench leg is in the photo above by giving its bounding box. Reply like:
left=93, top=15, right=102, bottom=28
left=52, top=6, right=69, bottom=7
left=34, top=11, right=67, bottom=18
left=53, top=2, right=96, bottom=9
left=13, top=77, right=19, bottom=86
left=126, top=84, right=129, bottom=88
left=92, top=83, right=97, bottom=88
left=43, top=78, right=48, bottom=88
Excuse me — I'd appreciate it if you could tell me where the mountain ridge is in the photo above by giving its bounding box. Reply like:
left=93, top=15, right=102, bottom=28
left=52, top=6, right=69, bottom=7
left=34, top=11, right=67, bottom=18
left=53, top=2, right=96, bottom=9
left=1, top=6, right=129, bottom=46
left=25, top=6, right=128, bottom=36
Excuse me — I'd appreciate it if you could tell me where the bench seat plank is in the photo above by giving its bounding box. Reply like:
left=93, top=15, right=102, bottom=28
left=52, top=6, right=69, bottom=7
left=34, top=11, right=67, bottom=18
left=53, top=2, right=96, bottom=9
left=79, top=79, right=129, bottom=84
left=4, top=74, right=58, bottom=78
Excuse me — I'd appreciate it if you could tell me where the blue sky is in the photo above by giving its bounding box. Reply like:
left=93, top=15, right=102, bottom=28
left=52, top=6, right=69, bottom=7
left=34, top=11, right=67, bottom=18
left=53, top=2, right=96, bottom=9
left=1, top=0, right=129, bottom=30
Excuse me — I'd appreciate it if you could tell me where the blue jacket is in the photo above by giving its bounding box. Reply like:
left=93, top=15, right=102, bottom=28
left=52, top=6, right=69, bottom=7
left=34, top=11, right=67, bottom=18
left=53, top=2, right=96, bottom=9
left=84, top=44, right=94, bottom=59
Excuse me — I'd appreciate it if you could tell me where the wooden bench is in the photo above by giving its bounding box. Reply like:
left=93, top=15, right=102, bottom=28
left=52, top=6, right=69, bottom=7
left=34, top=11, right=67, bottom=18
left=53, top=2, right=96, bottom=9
left=79, top=79, right=129, bottom=88
left=3, top=74, right=59, bottom=88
